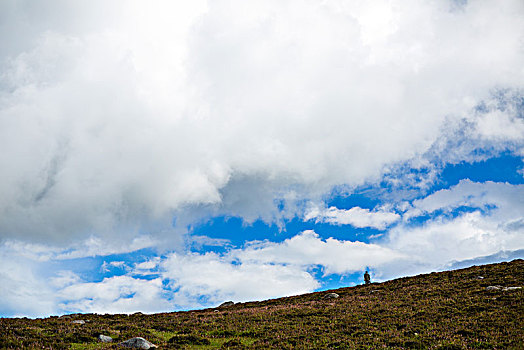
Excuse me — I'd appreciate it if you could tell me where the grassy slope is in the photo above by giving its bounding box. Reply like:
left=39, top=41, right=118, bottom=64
left=1, top=259, right=522, bottom=349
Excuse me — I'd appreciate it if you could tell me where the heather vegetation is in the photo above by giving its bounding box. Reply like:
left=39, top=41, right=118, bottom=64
left=1, top=260, right=522, bottom=349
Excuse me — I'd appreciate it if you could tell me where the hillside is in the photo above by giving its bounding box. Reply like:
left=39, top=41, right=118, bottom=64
left=1, top=259, right=523, bottom=349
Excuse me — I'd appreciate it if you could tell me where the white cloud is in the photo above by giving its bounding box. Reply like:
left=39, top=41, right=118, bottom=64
left=235, top=230, right=405, bottom=275
left=109, top=261, right=126, bottom=268
left=160, top=230, right=403, bottom=308
left=189, top=235, right=231, bottom=249
left=382, top=210, right=524, bottom=279
left=0, top=239, right=169, bottom=316
left=375, top=181, right=524, bottom=278
left=134, top=258, right=160, bottom=271
left=0, top=0, right=522, bottom=243
left=0, top=248, right=56, bottom=317
left=101, top=260, right=128, bottom=273
left=49, top=270, right=82, bottom=289
left=306, top=205, right=400, bottom=229
left=405, top=180, right=524, bottom=220
left=57, top=276, right=171, bottom=314
left=162, top=251, right=319, bottom=308
left=475, top=109, right=524, bottom=141
left=1, top=234, right=157, bottom=262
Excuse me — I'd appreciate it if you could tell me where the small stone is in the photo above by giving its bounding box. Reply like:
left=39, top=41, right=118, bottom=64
left=218, top=301, right=235, bottom=308
left=98, top=334, right=113, bottom=342
left=476, top=276, right=484, bottom=279
left=485, top=286, right=502, bottom=291
left=486, top=285, right=522, bottom=291
left=118, top=337, right=157, bottom=349
left=503, top=286, right=522, bottom=291
left=71, top=320, right=85, bottom=325
left=322, top=293, right=339, bottom=300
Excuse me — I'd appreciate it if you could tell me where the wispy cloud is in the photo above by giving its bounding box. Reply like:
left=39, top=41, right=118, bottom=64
left=56, top=276, right=171, bottom=315
left=305, top=205, right=400, bottom=229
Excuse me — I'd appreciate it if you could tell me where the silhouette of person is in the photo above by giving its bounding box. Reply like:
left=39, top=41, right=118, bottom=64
left=364, top=271, right=371, bottom=285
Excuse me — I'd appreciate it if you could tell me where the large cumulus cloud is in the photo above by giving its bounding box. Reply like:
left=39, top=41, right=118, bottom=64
left=1, top=0, right=523, bottom=244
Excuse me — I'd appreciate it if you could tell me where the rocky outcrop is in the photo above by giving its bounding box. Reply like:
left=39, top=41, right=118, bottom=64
left=118, top=337, right=157, bottom=349
left=218, top=301, right=235, bottom=308
left=98, top=334, right=113, bottom=342
left=322, top=293, right=339, bottom=300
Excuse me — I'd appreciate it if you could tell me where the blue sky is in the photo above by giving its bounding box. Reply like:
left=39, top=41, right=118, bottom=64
left=1, top=0, right=523, bottom=317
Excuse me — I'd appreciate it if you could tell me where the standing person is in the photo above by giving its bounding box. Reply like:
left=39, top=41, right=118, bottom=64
left=364, top=271, right=371, bottom=285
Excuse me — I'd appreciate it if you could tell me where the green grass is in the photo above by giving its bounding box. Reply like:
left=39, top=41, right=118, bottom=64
left=148, top=329, right=179, bottom=342
left=172, top=337, right=257, bottom=349
left=1, top=259, right=523, bottom=349
left=70, top=343, right=105, bottom=350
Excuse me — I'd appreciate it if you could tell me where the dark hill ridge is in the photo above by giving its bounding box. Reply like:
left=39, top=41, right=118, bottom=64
left=1, top=260, right=523, bottom=349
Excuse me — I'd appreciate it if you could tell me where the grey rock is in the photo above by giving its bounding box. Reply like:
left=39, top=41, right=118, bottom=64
left=98, top=334, right=113, bottom=342
left=476, top=276, right=484, bottom=279
left=118, top=337, right=157, bottom=349
left=485, top=285, right=503, bottom=291
left=71, top=320, right=85, bottom=325
left=322, top=293, right=339, bottom=299
left=218, top=301, right=235, bottom=308
left=503, top=286, right=522, bottom=291
left=486, top=285, right=522, bottom=291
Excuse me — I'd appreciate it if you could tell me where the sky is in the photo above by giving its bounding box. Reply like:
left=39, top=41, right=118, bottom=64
left=0, top=0, right=523, bottom=317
